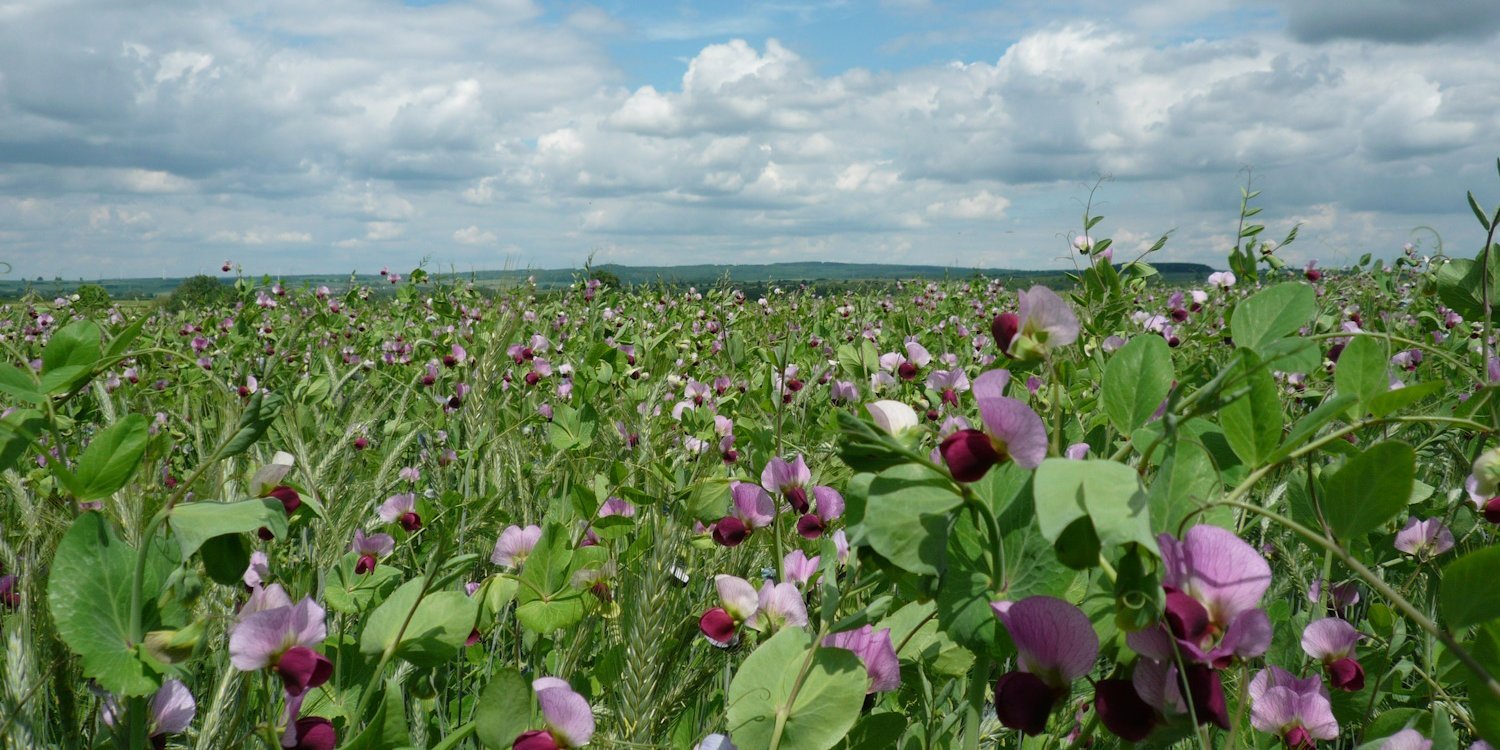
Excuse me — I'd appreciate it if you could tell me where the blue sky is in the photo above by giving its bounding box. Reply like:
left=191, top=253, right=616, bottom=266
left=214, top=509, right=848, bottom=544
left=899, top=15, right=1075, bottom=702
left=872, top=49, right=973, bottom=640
left=1, top=0, right=1498, bottom=278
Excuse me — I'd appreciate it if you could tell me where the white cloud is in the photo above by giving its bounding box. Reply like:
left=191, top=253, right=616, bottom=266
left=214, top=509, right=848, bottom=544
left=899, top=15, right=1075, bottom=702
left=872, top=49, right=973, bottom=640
left=453, top=225, right=497, bottom=245
left=1, top=2, right=1497, bottom=275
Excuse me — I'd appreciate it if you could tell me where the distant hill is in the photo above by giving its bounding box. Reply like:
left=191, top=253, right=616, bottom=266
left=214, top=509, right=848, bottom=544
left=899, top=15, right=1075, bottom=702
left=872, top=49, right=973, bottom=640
left=0, top=260, right=1217, bottom=301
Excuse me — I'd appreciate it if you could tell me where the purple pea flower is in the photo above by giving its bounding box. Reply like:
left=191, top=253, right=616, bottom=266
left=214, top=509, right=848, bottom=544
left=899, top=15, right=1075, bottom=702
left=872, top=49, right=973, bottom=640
left=228, top=591, right=332, bottom=742
left=513, top=677, right=595, bottom=749
left=100, top=678, right=196, bottom=740
left=378, top=493, right=421, bottom=532
left=938, top=369, right=1048, bottom=482
left=1382, top=729, right=1433, bottom=750
left=1393, top=517, right=1453, bottom=559
left=1248, top=667, right=1339, bottom=748
left=350, top=529, right=395, bottom=575
left=796, top=486, right=845, bottom=540
left=1153, top=525, right=1273, bottom=667
left=492, top=525, right=543, bottom=569
left=990, top=286, right=1081, bottom=361
left=1300, top=618, right=1364, bottom=691
left=990, top=596, right=1099, bottom=736
left=698, top=575, right=761, bottom=646
left=783, top=550, right=821, bottom=587
left=695, top=735, right=737, bottom=750
left=1126, top=625, right=1230, bottom=729
left=711, top=482, right=775, bottom=547
left=761, top=455, right=815, bottom=513
left=823, top=625, right=901, bottom=693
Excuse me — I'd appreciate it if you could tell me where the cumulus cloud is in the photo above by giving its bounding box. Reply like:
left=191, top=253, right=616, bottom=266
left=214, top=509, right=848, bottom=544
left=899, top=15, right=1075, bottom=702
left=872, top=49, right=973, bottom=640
left=453, top=225, right=498, bottom=245
left=0, top=1, right=1496, bottom=275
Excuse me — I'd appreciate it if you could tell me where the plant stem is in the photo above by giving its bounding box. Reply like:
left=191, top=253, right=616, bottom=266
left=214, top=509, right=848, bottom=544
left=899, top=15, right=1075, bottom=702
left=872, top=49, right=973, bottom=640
left=963, top=654, right=991, bottom=750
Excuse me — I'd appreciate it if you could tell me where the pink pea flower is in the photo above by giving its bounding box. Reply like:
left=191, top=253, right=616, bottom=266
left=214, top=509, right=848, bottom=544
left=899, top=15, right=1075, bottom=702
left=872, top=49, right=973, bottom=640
left=830, top=380, right=859, bottom=404
left=492, top=525, right=543, bottom=569
left=711, top=482, right=775, bottom=548
left=1248, top=667, right=1339, bottom=748
left=1301, top=618, right=1364, bottom=691
left=938, top=369, right=1048, bottom=482
left=350, top=530, right=395, bottom=575
left=378, top=493, right=421, bottom=532
left=1126, top=626, right=1230, bottom=729
left=698, top=575, right=761, bottom=646
left=514, top=678, right=595, bottom=749
left=796, top=486, right=845, bottom=540
left=242, top=550, right=271, bottom=589
left=761, top=456, right=815, bottom=513
left=597, top=497, right=635, bottom=518
left=1064, top=443, right=1090, bottom=460
left=1393, top=517, right=1453, bottom=559
left=745, top=580, right=808, bottom=633
left=1153, top=524, right=1273, bottom=667
left=100, top=678, right=196, bottom=740
left=990, top=286, right=1080, bottom=361
left=823, top=625, right=901, bottom=693
left=990, top=596, right=1099, bottom=736
left=694, top=735, right=736, bottom=750
left=1382, top=729, right=1433, bottom=750
left=228, top=592, right=332, bottom=741
left=783, top=550, right=820, bottom=587
left=926, top=368, right=970, bottom=408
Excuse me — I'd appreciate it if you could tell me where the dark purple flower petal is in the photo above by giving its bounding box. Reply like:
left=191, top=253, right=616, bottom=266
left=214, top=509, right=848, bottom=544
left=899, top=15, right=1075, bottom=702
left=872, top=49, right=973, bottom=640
left=994, top=670, right=1056, bottom=736
left=940, top=428, right=1001, bottom=482
left=1094, top=678, right=1156, bottom=742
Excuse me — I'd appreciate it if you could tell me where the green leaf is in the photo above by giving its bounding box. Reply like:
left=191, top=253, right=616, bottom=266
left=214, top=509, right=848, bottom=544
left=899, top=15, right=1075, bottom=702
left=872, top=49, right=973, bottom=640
left=0, top=363, right=43, bottom=404
left=863, top=464, right=964, bottom=576
left=1268, top=395, right=1357, bottom=463
left=1259, top=337, right=1320, bottom=374
left=1034, top=459, right=1156, bottom=555
left=1230, top=283, right=1316, bottom=353
left=41, top=319, right=102, bottom=395
left=71, top=414, right=149, bottom=500
left=168, top=499, right=287, bottom=559
left=1461, top=622, right=1500, bottom=746
left=1471, top=191, right=1493, bottom=231
left=475, top=668, right=534, bottom=749
left=1322, top=441, right=1415, bottom=541
left=221, top=391, right=284, bottom=458
left=1334, top=336, right=1387, bottom=412
left=725, top=627, right=867, bottom=750
left=1221, top=351, right=1283, bottom=467
left=1436, top=255, right=1500, bottom=321
left=325, top=554, right=403, bottom=614
left=1442, top=546, right=1500, bottom=629
left=0, top=408, right=45, bottom=475
left=1102, top=335, right=1174, bottom=434
left=515, top=522, right=586, bottom=633
left=46, top=513, right=159, bottom=696
left=1148, top=441, right=1222, bottom=535
left=104, top=313, right=149, bottom=360
left=360, top=579, right=479, bottom=668
left=1368, top=381, right=1444, bottom=418
left=685, top=478, right=732, bottom=525
left=199, top=534, right=252, bottom=587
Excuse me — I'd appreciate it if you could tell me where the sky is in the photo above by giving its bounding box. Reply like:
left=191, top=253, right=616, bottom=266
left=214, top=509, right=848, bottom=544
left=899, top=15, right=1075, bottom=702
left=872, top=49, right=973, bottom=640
left=2, top=0, right=1498, bottom=279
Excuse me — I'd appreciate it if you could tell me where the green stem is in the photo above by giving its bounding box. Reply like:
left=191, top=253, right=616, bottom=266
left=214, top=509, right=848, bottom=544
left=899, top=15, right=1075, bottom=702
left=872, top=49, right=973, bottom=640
left=963, top=654, right=991, bottom=750
left=768, top=624, right=830, bottom=750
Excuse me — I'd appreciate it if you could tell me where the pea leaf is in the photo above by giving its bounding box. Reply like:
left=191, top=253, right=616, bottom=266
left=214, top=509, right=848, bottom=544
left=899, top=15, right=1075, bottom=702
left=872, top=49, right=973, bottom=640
left=1322, top=441, right=1414, bottom=541
left=1102, top=335, right=1174, bottom=434
left=725, top=627, right=867, bottom=750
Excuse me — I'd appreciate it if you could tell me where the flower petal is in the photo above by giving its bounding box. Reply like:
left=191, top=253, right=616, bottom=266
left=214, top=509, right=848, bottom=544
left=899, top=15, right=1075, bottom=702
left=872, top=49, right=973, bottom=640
left=993, top=596, right=1099, bottom=683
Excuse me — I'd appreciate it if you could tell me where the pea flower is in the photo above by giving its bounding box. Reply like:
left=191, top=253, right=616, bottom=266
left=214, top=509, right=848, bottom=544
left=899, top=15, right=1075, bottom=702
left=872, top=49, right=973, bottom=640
left=1381, top=729, right=1433, bottom=750
left=865, top=400, right=918, bottom=435
left=1300, top=618, right=1364, bottom=691
left=761, top=455, right=837, bottom=516
left=989, top=596, right=1099, bottom=736
left=711, top=483, right=774, bottom=547
left=1393, top=517, right=1453, bottom=559
left=990, top=286, right=1080, bottom=361
left=795, top=487, right=844, bottom=540
left=1249, top=667, right=1338, bottom=749
left=782, top=550, right=820, bottom=587
left=1125, top=625, right=1230, bottom=729
left=378, top=493, right=421, bottom=532
left=1152, top=524, right=1273, bottom=667
left=823, top=625, right=901, bottom=693
left=350, top=529, right=395, bottom=575
left=514, top=677, right=595, bottom=749
left=695, top=735, right=736, bottom=750
left=938, top=369, right=1048, bottom=482
left=229, top=589, right=332, bottom=745
left=698, top=575, right=807, bottom=646
left=100, top=678, right=196, bottom=741
left=492, top=525, right=543, bottom=569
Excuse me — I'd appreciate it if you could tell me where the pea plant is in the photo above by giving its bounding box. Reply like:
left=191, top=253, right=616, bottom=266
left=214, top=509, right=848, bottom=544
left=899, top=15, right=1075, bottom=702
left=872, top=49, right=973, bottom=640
left=2, top=167, right=1500, bottom=750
